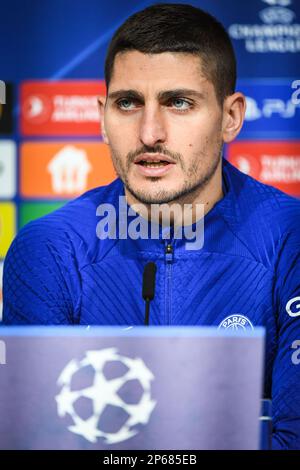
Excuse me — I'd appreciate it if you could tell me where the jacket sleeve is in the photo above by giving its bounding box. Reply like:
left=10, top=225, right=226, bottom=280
left=272, top=226, right=300, bottom=449
left=2, top=218, right=82, bottom=325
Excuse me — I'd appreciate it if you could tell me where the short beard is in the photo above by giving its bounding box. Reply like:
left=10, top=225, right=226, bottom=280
left=110, top=143, right=222, bottom=205
left=125, top=159, right=220, bottom=204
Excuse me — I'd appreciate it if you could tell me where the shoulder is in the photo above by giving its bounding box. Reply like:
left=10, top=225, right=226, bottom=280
left=39, top=177, right=123, bottom=228
left=221, top=160, right=300, bottom=267
left=20, top=178, right=123, bottom=236
left=6, top=178, right=124, bottom=267
left=224, top=159, right=300, bottom=230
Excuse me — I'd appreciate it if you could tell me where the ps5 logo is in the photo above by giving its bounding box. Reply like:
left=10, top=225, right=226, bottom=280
left=291, top=80, right=300, bottom=105
left=0, top=80, right=6, bottom=105
left=0, top=340, right=6, bottom=365
left=245, top=96, right=299, bottom=121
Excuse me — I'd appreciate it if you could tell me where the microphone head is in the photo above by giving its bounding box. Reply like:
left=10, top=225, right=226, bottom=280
left=142, top=262, right=157, bottom=301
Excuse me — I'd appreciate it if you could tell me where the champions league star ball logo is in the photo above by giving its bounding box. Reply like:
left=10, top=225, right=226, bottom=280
left=55, top=348, right=156, bottom=444
left=218, top=314, right=254, bottom=331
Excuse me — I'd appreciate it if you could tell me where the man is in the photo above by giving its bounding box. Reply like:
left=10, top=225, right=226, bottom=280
left=3, top=3, right=300, bottom=449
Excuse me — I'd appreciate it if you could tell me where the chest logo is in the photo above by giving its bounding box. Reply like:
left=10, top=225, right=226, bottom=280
left=218, top=314, right=254, bottom=331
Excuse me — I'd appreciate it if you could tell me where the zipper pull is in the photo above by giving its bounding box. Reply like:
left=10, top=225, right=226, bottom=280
left=165, top=243, right=173, bottom=263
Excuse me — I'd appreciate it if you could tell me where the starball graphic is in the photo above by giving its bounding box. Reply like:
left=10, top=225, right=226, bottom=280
left=55, top=348, right=156, bottom=444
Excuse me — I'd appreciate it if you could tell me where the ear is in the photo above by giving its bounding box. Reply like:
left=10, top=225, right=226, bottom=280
left=97, top=95, right=109, bottom=144
left=222, top=92, right=246, bottom=144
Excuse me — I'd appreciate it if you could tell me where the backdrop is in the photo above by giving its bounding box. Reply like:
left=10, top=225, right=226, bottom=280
left=0, top=0, right=300, bottom=318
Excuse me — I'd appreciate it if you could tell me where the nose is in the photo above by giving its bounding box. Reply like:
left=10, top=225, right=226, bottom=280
left=139, top=105, right=167, bottom=147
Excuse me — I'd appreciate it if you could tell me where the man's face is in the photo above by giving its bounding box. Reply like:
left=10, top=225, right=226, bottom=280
left=102, top=51, right=225, bottom=205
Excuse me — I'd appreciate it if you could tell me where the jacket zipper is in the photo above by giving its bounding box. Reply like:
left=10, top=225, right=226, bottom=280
left=165, top=241, right=174, bottom=325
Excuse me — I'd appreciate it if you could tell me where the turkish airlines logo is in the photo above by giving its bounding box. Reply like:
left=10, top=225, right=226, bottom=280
left=22, top=93, right=98, bottom=125
left=232, top=153, right=300, bottom=183
left=231, top=154, right=261, bottom=177
left=227, top=141, right=300, bottom=197
left=23, top=94, right=52, bottom=124
left=20, top=81, right=106, bottom=136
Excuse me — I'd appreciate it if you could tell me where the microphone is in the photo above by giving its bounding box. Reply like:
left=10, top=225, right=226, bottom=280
left=142, top=262, right=157, bottom=326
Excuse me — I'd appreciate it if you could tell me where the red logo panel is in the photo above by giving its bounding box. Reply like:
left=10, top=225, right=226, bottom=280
left=20, top=80, right=106, bottom=136
left=227, top=141, right=300, bottom=197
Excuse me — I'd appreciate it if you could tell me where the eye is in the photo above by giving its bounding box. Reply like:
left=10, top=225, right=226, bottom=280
left=170, top=98, right=191, bottom=110
left=117, top=98, right=137, bottom=110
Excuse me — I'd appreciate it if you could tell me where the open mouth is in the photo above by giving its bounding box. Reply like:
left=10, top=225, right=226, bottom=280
left=133, top=154, right=175, bottom=176
left=136, top=160, right=170, bottom=168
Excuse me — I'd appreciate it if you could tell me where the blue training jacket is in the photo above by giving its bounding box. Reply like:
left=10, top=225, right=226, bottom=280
left=3, top=159, right=300, bottom=449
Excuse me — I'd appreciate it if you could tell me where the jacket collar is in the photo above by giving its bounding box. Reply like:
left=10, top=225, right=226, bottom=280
left=97, top=158, right=244, bottom=257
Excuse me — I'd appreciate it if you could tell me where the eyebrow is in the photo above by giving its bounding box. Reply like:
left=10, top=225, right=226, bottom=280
left=158, top=89, right=206, bottom=101
left=107, top=88, right=206, bottom=102
left=108, top=89, right=144, bottom=101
